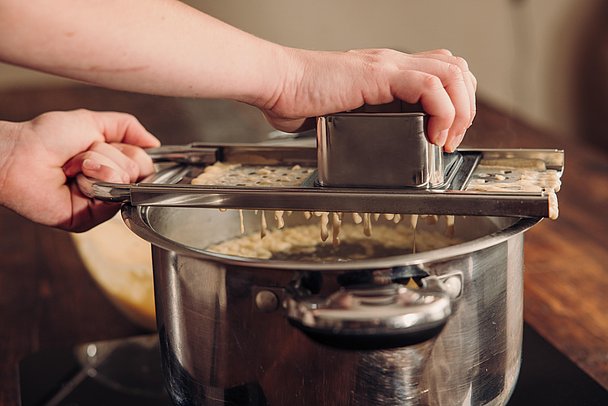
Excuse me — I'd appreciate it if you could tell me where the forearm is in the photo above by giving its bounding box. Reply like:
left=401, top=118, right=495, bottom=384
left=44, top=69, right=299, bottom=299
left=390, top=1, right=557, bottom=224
left=0, top=0, right=477, bottom=147
left=0, top=0, right=289, bottom=106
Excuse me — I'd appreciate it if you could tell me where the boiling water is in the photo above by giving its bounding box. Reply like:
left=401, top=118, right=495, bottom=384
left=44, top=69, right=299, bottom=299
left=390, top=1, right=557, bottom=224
left=270, top=240, right=415, bottom=262
left=206, top=223, right=461, bottom=261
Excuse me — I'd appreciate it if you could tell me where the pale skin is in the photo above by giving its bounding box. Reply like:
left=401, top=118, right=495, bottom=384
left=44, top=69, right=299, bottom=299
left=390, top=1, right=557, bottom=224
left=0, top=0, right=477, bottom=231
left=0, top=110, right=160, bottom=231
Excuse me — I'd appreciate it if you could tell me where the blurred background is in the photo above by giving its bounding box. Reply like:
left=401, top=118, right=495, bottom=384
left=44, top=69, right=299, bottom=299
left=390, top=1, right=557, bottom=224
left=1, top=0, right=606, bottom=146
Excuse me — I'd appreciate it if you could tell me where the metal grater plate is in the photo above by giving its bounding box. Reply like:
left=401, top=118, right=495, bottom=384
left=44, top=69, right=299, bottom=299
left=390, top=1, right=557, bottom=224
left=79, top=144, right=564, bottom=218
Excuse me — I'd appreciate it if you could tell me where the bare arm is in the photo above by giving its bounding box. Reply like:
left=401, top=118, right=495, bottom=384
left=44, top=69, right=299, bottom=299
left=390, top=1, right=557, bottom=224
left=0, top=0, right=476, bottom=149
left=0, top=0, right=285, bottom=104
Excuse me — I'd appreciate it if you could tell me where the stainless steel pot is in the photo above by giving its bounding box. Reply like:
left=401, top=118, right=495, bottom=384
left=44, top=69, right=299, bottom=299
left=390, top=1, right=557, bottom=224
left=122, top=204, right=540, bottom=406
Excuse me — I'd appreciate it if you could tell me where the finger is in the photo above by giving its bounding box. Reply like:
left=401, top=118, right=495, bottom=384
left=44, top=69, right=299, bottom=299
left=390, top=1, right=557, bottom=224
left=64, top=151, right=130, bottom=183
left=63, top=152, right=105, bottom=178
left=444, top=131, right=466, bottom=153
left=400, top=57, right=472, bottom=143
left=389, top=70, right=455, bottom=146
left=81, top=158, right=130, bottom=184
left=412, top=50, right=477, bottom=122
left=63, top=153, right=85, bottom=177
left=412, top=53, right=477, bottom=126
left=467, top=71, right=478, bottom=124
left=365, top=49, right=473, bottom=146
left=110, top=143, right=155, bottom=179
left=93, top=112, right=161, bottom=147
left=415, top=48, right=454, bottom=57
left=88, top=142, right=141, bottom=181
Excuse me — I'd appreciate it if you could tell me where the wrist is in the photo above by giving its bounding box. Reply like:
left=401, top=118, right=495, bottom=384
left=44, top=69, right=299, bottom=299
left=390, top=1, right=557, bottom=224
left=241, top=43, right=307, bottom=111
left=251, top=47, right=363, bottom=119
left=0, top=120, right=20, bottom=205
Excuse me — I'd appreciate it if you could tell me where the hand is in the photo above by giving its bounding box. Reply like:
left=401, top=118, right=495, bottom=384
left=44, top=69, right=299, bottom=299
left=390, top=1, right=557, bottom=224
left=261, top=48, right=477, bottom=152
left=0, top=109, right=160, bottom=232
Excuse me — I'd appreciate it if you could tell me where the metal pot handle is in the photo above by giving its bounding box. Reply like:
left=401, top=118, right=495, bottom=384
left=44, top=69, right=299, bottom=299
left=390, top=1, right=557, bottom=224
left=285, top=273, right=462, bottom=350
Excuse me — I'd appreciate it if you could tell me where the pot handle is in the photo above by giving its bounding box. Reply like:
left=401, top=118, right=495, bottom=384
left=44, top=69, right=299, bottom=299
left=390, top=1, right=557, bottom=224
left=285, top=273, right=462, bottom=350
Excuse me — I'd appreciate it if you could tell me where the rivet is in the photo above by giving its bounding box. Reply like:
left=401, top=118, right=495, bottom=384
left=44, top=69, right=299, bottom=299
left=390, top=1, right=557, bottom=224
left=86, top=344, right=97, bottom=358
left=255, top=290, right=279, bottom=312
left=443, top=276, right=463, bottom=299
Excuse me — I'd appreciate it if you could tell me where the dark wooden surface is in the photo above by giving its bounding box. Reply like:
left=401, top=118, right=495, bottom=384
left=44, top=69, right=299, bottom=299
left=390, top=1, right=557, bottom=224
left=0, top=86, right=607, bottom=404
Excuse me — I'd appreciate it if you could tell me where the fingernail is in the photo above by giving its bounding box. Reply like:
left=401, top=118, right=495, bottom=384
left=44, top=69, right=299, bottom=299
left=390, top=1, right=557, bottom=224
left=444, top=134, right=459, bottom=153
left=122, top=174, right=131, bottom=183
left=435, top=129, right=448, bottom=147
left=449, top=132, right=465, bottom=152
left=82, top=159, right=101, bottom=170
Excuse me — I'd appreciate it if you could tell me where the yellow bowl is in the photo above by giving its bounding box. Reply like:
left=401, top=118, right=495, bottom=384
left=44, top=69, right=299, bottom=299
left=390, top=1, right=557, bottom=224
left=71, top=213, right=156, bottom=330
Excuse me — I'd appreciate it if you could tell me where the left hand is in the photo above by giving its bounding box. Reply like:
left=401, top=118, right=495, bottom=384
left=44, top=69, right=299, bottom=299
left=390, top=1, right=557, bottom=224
left=0, top=109, right=160, bottom=232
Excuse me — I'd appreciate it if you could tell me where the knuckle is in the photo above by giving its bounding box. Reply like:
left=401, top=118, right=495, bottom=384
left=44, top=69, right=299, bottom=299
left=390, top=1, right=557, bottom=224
left=31, top=111, right=56, bottom=126
left=422, top=75, right=444, bottom=92
left=446, top=63, right=465, bottom=82
left=377, top=48, right=397, bottom=56
left=360, top=48, right=401, bottom=69
left=71, top=108, right=93, bottom=121
left=127, top=160, right=139, bottom=176
left=361, top=48, right=393, bottom=56
left=122, top=112, right=138, bottom=123
left=349, top=48, right=373, bottom=59
left=361, top=55, right=395, bottom=82
left=453, top=56, right=469, bottom=72
left=435, top=48, right=453, bottom=56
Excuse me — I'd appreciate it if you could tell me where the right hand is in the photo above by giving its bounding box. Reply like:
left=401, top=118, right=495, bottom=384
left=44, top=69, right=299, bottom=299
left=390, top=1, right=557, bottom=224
left=260, top=48, right=477, bottom=152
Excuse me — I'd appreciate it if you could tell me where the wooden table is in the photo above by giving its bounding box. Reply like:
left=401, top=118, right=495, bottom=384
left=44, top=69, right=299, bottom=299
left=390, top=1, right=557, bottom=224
left=1, top=86, right=607, bottom=404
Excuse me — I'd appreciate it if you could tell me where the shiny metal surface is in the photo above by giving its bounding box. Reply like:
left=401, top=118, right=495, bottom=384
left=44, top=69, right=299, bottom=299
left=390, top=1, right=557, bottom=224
left=124, top=185, right=552, bottom=217
left=123, top=205, right=537, bottom=405
left=316, top=112, right=445, bottom=188
left=285, top=276, right=459, bottom=349
left=81, top=145, right=563, bottom=218
left=145, top=145, right=219, bottom=165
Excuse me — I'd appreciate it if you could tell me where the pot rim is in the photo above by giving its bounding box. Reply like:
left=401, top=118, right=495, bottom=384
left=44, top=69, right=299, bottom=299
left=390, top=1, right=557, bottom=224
left=122, top=205, right=541, bottom=271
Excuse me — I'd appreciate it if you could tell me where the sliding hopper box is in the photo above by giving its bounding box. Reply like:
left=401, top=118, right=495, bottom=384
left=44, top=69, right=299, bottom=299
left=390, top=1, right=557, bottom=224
left=316, top=109, right=444, bottom=188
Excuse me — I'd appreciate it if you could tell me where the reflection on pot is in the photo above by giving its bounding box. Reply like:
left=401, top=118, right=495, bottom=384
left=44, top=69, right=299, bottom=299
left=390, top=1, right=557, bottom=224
left=123, top=206, right=536, bottom=405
